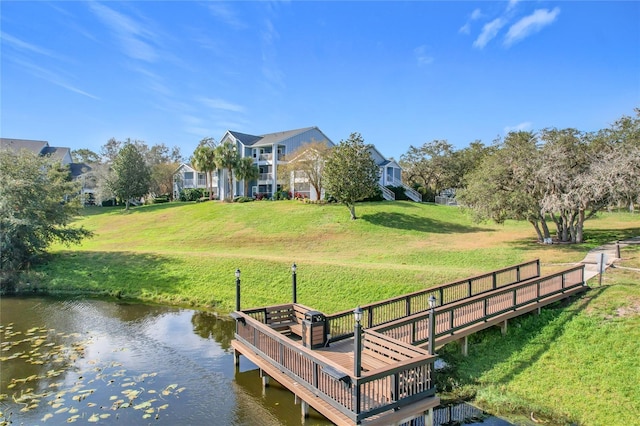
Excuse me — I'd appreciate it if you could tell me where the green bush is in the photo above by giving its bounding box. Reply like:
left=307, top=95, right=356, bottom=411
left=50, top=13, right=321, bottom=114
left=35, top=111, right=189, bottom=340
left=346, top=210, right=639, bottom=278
left=363, top=186, right=384, bottom=202
left=274, top=190, right=291, bottom=200
left=387, top=185, right=408, bottom=201
left=233, top=196, right=254, bottom=203
left=179, top=188, right=208, bottom=202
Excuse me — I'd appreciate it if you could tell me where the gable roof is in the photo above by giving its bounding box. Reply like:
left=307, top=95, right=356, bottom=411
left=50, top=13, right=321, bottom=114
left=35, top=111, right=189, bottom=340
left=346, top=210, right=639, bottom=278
left=228, top=131, right=262, bottom=146
left=69, top=163, right=92, bottom=178
left=228, top=127, right=321, bottom=148
left=42, top=146, right=71, bottom=162
left=0, top=138, right=49, bottom=155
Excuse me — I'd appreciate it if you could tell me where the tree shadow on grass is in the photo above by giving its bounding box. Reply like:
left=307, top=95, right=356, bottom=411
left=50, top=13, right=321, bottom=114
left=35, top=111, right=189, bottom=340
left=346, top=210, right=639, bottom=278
left=361, top=212, right=489, bottom=234
left=508, top=226, right=640, bottom=255
left=32, top=251, right=193, bottom=301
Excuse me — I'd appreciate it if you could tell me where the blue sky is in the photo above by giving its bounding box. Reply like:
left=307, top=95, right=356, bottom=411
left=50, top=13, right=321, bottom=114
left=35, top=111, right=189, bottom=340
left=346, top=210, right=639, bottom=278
left=2, top=1, right=639, bottom=161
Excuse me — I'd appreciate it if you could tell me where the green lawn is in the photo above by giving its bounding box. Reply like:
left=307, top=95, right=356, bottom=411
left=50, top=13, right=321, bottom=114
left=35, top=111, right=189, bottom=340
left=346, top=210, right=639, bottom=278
left=24, top=200, right=640, bottom=425
left=33, top=201, right=638, bottom=314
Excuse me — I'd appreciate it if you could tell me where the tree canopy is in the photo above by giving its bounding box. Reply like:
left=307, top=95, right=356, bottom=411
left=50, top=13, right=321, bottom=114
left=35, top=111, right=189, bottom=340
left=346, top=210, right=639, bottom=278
left=108, top=143, right=151, bottom=210
left=234, top=156, right=259, bottom=197
left=323, top=133, right=379, bottom=220
left=278, top=140, right=332, bottom=201
left=192, top=137, right=218, bottom=200
left=456, top=110, right=640, bottom=243
left=0, top=149, right=93, bottom=280
left=214, top=141, right=239, bottom=201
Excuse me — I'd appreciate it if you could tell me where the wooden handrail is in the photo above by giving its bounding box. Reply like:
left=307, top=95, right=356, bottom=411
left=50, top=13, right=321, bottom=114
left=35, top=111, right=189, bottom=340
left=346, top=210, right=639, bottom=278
left=233, top=311, right=436, bottom=422
left=326, top=259, right=540, bottom=342
left=372, top=265, right=585, bottom=347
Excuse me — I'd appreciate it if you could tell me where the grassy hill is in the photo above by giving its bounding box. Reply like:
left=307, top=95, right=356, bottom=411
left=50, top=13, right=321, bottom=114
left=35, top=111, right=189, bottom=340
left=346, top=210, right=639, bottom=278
left=29, top=200, right=640, bottom=425
left=34, top=200, right=638, bottom=313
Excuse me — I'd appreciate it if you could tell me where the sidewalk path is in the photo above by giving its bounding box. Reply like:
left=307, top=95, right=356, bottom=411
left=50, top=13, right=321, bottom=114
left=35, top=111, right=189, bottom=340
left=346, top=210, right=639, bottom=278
left=580, top=236, right=640, bottom=282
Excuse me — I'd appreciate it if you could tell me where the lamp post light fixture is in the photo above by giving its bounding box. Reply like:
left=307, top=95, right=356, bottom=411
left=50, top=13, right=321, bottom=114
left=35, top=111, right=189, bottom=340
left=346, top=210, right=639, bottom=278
left=235, top=269, right=241, bottom=311
left=353, top=306, right=363, bottom=377
left=428, top=295, right=436, bottom=355
left=292, top=263, right=298, bottom=304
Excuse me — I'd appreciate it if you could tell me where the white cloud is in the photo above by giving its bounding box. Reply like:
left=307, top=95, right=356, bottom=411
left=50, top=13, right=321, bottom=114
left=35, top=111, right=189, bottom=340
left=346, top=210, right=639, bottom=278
left=473, top=17, right=507, bottom=49
left=471, top=8, right=483, bottom=20
left=198, top=97, right=246, bottom=113
left=504, top=122, right=533, bottom=134
left=507, top=0, right=521, bottom=12
left=12, top=58, right=99, bottom=100
left=504, top=8, right=560, bottom=46
left=207, top=3, right=246, bottom=29
left=88, top=2, right=159, bottom=62
left=459, top=8, right=483, bottom=35
left=1, top=31, right=59, bottom=58
left=414, top=45, right=434, bottom=66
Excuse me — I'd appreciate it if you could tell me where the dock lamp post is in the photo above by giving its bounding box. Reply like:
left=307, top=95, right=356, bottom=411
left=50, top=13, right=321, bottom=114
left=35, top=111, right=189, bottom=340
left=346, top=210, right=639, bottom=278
left=292, top=263, right=297, bottom=304
left=235, top=269, right=241, bottom=311
left=353, top=306, right=363, bottom=378
left=428, top=295, right=437, bottom=356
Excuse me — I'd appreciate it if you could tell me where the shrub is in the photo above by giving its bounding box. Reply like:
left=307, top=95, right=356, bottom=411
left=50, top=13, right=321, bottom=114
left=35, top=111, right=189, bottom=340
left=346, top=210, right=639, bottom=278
left=274, top=190, right=291, bottom=200
left=255, top=193, right=269, bottom=201
left=179, top=188, right=206, bottom=202
left=363, top=186, right=384, bottom=202
left=233, top=196, right=254, bottom=203
left=386, top=185, right=408, bottom=201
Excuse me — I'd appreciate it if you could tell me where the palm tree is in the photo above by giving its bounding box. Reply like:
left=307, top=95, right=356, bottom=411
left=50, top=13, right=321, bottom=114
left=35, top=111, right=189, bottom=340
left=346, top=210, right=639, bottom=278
left=234, top=157, right=260, bottom=197
left=192, top=138, right=217, bottom=200
left=214, top=141, right=238, bottom=201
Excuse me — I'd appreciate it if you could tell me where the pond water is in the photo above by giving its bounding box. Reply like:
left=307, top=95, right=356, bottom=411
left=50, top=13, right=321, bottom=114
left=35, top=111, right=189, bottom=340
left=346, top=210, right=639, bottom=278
left=0, top=297, right=511, bottom=426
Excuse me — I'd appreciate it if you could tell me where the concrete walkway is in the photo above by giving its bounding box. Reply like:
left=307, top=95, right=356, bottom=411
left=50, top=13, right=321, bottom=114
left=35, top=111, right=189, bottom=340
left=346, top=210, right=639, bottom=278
left=580, top=236, right=640, bottom=282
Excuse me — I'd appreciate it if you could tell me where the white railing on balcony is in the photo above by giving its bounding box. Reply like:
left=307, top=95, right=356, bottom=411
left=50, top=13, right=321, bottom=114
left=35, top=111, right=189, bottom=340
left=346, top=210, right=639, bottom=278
left=259, top=173, right=273, bottom=181
left=258, top=153, right=273, bottom=161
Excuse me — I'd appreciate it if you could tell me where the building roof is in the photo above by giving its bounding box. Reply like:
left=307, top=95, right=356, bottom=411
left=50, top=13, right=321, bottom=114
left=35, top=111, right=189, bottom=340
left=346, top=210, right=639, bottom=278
left=69, top=163, right=92, bottom=178
left=229, top=127, right=318, bottom=147
left=42, top=146, right=71, bottom=162
left=0, top=138, right=49, bottom=155
left=228, top=131, right=262, bottom=146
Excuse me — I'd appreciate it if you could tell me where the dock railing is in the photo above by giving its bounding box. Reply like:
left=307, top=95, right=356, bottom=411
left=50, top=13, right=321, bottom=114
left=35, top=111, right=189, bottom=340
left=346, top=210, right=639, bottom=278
left=233, top=312, right=436, bottom=423
left=326, top=259, right=541, bottom=343
left=372, top=265, right=585, bottom=347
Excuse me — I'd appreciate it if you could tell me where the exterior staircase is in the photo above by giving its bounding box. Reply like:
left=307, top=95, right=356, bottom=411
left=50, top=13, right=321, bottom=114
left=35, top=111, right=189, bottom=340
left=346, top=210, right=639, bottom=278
left=391, top=179, right=422, bottom=202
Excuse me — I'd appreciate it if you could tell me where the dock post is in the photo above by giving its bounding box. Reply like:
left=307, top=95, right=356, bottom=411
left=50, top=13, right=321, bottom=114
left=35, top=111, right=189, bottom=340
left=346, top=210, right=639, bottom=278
left=500, top=320, right=508, bottom=336
left=292, top=263, right=298, bottom=304
left=353, top=306, right=363, bottom=377
left=235, top=269, right=241, bottom=311
left=301, top=400, right=309, bottom=418
left=426, top=407, right=434, bottom=426
left=260, top=369, right=270, bottom=388
left=233, top=349, right=240, bottom=367
left=460, top=336, right=468, bottom=356
left=428, top=295, right=437, bottom=355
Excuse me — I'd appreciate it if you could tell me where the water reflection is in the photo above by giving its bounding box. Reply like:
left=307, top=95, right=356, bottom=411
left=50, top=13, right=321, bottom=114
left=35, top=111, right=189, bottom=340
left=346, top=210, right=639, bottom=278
left=0, top=297, right=313, bottom=425
left=1, top=297, right=510, bottom=426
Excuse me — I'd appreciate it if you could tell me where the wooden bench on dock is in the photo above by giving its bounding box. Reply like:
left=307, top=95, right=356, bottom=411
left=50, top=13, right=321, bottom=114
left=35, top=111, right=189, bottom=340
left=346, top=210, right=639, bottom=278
left=265, top=304, right=309, bottom=337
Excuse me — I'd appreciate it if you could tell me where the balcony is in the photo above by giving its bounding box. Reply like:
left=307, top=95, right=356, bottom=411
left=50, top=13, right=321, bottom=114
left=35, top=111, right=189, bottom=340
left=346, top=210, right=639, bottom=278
left=258, top=173, right=273, bottom=182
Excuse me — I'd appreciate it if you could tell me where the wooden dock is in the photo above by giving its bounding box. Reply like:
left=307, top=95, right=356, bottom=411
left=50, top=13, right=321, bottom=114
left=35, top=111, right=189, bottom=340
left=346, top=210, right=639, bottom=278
left=230, top=260, right=587, bottom=425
